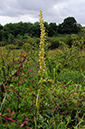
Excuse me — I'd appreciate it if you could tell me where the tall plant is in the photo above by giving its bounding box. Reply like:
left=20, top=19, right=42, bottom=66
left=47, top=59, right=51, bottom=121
left=34, top=10, right=47, bottom=129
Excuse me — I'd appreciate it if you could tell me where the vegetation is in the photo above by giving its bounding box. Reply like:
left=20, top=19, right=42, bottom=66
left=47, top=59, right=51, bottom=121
left=0, top=11, right=85, bottom=129
left=58, top=17, right=82, bottom=34
left=0, top=15, right=82, bottom=46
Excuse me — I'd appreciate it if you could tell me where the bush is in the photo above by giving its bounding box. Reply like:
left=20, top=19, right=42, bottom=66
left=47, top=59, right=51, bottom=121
left=64, top=35, right=73, bottom=47
left=6, top=44, right=16, bottom=50
left=47, top=37, right=59, bottom=49
left=0, top=41, right=7, bottom=46
left=22, top=43, right=30, bottom=50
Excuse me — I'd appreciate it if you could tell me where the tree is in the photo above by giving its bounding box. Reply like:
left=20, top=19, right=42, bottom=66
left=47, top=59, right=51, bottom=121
left=32, top=22, right=40, bottom=37
left=8, top=33, right=15, bottom=43
left=48, top=23, right=58, bottom=37
left=58, top=17, right=81, bottom=34
left=0, top=24, right=3, bottom=41
left=2, top=23, right=16, bottom=39
left=44, top=22, right=49, bottom=34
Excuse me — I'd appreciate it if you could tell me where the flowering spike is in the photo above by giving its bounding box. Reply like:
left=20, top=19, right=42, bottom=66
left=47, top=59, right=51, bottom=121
left=39, top=10, right=46, bottom=79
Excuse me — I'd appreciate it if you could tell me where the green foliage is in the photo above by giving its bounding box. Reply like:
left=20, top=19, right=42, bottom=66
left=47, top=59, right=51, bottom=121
left=6, top=44, right=16, bottom=50
left=0, top=35, right=85, bottom=129
left=58, top=17, right=81, bottom=34
left=0, top=25, right=3, bottom=41
left=47, top=37, right=59, bottom=49
left=8, top=33, right=15, bottom=44
left=48, top=22, right=58, bottom=37
left=32, top=22, right=40, bottom=37
left=0, top=15, right=82, bottom=47
left=0, top=12, right=85, bottom=129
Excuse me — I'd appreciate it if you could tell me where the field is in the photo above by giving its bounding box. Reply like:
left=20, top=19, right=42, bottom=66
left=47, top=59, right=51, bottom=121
left=0, top=11, right=85, bottom=129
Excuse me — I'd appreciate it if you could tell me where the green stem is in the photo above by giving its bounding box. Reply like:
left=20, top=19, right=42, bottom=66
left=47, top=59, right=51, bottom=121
left=35, top=83, right=42, bottom=129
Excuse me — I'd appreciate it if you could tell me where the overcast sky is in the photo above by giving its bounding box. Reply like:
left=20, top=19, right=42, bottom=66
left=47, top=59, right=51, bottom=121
left=0, top=0, right=85, bottom=26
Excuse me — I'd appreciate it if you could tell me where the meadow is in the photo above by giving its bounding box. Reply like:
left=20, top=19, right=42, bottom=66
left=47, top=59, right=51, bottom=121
left=0, top=11, right=85, bottom=129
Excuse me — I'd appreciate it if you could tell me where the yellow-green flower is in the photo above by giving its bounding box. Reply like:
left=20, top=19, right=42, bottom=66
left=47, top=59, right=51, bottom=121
left=39, top=10, right=46, bottom=79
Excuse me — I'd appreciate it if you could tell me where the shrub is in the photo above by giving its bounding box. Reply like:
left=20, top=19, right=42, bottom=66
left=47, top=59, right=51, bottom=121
left=22, top=43, right=30, bottom=50
left=47, top=37, right=59, bottom=49
left=6, top=44, right=16, bottom=50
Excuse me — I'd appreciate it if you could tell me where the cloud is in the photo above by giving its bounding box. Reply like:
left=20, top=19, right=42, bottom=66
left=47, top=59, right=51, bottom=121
left=0, top=0, right=85, bottom=26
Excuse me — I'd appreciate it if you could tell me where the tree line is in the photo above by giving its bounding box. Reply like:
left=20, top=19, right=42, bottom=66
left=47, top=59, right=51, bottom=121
left=0, top=17, right=82, bottom=42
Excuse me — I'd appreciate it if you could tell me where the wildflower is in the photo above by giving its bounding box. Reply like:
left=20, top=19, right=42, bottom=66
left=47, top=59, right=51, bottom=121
left=39, top=10, right=46, bottom=79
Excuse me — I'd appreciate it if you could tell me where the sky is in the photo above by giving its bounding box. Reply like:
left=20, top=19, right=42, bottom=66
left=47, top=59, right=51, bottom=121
left=0, top=0, right=85, bottom=26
